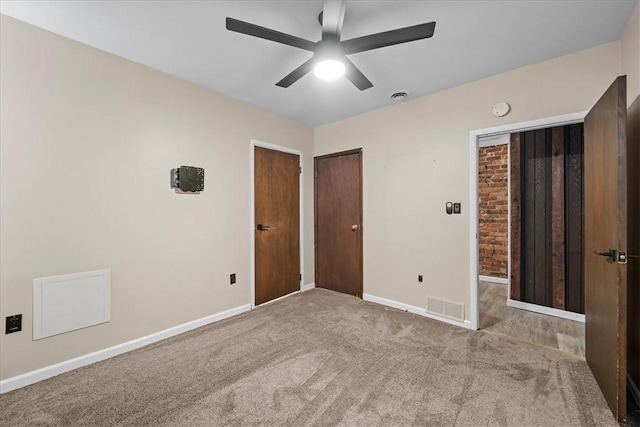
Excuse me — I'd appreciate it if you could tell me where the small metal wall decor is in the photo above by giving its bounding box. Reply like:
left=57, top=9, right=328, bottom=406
left=170, top=166, right=204, bottom=193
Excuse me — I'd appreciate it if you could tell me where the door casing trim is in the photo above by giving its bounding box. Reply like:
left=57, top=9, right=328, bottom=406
left=250, top=139, right=304, bottom=309
left=469, top=111, right=587, bottom=330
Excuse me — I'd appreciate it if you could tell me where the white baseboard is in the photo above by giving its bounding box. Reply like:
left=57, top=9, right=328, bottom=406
left=0, top=303, right=251, bottom=394
left=479, top=275, right=509, bottom=285
left=506, top=299, right=585, bottom=323
left=301, top=282, right=315, bottom=292
left=363, top=294, right=472, bottom=330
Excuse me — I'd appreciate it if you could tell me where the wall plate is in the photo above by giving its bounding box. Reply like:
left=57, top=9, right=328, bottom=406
left=6, top=314, right=22, bottom=334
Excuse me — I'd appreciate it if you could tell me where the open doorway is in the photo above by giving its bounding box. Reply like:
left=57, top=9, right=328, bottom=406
left=470, top=113, right=587, bottom=358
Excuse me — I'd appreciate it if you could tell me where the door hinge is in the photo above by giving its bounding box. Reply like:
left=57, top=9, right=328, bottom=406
left=299, top=167, right=302, bottom=174
left=299, top=274, right=302, bottom=281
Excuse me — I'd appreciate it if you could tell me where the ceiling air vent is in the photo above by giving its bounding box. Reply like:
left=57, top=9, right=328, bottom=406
left=390, top=91, right=409, bottom=102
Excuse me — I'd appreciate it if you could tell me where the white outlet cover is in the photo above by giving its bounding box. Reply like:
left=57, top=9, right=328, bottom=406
left=492, top=102, right=511, bottom=117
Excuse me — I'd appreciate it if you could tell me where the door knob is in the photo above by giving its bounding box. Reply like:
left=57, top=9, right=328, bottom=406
left=351, top=224, right=360, bottom=231
left=256, top=224, right=278, bottom=231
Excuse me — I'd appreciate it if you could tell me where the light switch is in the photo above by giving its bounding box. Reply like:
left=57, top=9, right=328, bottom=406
left=446, top=202, right=453, bottom=214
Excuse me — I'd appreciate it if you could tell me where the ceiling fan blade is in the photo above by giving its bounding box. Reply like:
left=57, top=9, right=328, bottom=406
left=226, top=17, right=316, bottom=52
left=322, top=0, right=347, bottom=40
left=342, top=21, right=436, bottom=55
left=343, top=57, right=373, bottom=91
left=275, top=57, right=315, bottom=88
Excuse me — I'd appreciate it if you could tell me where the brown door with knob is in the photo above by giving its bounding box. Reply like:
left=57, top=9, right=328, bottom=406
left=584, top=76, right=629, bottom=423
left=254, top=146, right=300, bottom=305
left=315, top=149, right=363, bottom=297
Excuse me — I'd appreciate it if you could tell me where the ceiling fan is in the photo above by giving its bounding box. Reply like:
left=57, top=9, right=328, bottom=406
left=226, top=1, right=436, bottom=91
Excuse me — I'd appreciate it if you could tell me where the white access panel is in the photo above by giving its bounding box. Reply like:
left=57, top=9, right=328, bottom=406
left=33, top=269, right=111, bottom=340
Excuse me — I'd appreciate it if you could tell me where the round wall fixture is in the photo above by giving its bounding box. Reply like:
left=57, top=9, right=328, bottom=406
left=390, top=91, right=409, bottom=102
left=492, top=102, right=511, bottom=117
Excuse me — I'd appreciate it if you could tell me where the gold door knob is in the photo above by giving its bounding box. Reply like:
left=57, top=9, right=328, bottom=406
left=351, top=224, right=360, bottom=231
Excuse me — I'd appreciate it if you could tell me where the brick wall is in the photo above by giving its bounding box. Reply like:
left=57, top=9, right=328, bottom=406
left=478, top=144, right=509, bottom=278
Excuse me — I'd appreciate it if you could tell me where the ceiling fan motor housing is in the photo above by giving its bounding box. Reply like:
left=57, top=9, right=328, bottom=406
left=314, top=38, right=345, bottom=63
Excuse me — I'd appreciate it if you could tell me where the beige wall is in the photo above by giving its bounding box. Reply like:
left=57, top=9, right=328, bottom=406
left=0, top=16, right=314, bottom=380
left=314, top=41, right=622, bottom=318
left=622, top=1, right=640, bottom=104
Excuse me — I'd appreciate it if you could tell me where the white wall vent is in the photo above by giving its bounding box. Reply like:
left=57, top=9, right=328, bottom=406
left=426, top=296, right=465, bottom=322
left=33, top=269, right=111, bottom=340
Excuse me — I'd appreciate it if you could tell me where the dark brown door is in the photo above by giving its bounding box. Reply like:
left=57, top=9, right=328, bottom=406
left=315, top=149, right=363, bottom=297
left=584, top=76, right=627, bottom=423
left=254, top=146, right=300, bottom=305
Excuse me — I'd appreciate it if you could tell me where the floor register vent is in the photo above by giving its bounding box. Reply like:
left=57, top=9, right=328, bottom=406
left=426, top=296, right=465, bottom=322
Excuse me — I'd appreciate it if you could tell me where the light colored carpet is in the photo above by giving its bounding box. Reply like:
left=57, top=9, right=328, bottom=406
left=0, top=288, right=616, bottom=426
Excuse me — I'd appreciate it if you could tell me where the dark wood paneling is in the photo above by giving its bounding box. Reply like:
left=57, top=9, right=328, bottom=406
left=532, top=129, right=548, bottom=306
left=515, top=125, right=584, bottom=313
left=254, top=147, right=300, bottom=305
left=584, top=75, right=627, bottom=422
left=510, top=133, right=522, bottom=301
left=551, top=127, right=566, bottom=310
left=521, top=129, right=554, bottom=307
left=522, top=130, right=536, bottom=303
left=315, top=149, right=363, bottom=297
left=544, top=129, right=554, bottom=308
left=565, top=124, right=584, bottom=314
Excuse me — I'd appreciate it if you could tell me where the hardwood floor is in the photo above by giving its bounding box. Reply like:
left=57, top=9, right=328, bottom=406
left=479, top=280, right=585, bottom=358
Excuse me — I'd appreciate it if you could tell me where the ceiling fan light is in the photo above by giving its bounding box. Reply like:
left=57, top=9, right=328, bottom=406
left=314, top=59, right=345, bottom=81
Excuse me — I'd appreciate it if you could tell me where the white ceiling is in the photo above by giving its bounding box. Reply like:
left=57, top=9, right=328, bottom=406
left=1, top=1, right=637, bottom=127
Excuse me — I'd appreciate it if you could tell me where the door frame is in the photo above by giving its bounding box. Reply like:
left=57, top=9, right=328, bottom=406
left=250, top=139, right=304, bottom=309
left=469, top=111, right=587, bottom=330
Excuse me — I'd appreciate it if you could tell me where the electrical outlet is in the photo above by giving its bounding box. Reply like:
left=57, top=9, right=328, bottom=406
left=453, top=203, right=461, bottom=214
left=6, top=314, right=22, bottom=334
left=230, top=273, right=236, bottom=285
left=418, top=275, right=423, bottom=283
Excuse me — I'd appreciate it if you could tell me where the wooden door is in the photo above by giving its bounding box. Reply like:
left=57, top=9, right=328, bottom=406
left=254, top=147, right=300, bottom=305
left=584, top=75, right=627, bottom=423
left=315, top=149, right=363, bottom=297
